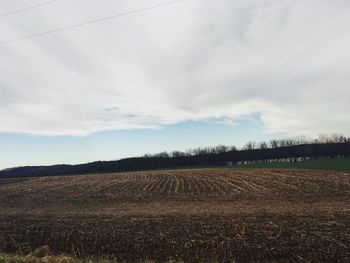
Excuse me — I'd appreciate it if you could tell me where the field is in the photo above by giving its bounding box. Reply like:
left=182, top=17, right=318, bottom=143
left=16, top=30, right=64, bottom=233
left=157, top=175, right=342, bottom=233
left=234, top=157, right=350, bottom=171
left=1, top=168, right=350, bottom=262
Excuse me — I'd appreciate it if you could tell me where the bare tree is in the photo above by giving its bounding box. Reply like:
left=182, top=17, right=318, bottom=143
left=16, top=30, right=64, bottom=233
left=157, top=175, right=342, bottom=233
left=243, top=141, right=257, bottom=150
left=269, top=139, right=279, bottom=149
left=170, top=151, right=186, bottom=158
left=259, top=142, right=268, bottom=149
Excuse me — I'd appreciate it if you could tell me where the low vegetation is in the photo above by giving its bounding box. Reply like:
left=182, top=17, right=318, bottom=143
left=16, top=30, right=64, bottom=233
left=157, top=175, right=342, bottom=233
left=0, top=246, right=73, bottom=263
left=235, top=157, right=350, bottom=171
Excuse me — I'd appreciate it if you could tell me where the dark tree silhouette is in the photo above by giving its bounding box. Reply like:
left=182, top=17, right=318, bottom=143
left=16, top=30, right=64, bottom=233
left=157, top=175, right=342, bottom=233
left=1, top=134, right=349, bottom=178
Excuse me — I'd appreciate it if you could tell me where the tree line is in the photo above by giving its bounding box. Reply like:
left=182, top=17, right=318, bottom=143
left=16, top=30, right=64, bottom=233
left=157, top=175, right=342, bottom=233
left=143, top=133, right=349, bottom=158
left=0, top=134, right=349, bottom=178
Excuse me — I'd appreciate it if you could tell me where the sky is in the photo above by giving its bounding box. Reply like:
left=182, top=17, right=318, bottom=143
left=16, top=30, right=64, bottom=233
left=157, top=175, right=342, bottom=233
left=0, top=0, right=349, bottom=169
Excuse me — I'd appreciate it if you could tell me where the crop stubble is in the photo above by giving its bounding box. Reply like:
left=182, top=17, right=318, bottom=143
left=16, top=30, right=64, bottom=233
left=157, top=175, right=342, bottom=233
left=0, top=168, right=350, bottom=262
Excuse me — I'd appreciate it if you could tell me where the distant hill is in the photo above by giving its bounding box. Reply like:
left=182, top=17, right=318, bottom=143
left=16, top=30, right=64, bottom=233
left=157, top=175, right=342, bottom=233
left=1, top=142, right=349, bottom=178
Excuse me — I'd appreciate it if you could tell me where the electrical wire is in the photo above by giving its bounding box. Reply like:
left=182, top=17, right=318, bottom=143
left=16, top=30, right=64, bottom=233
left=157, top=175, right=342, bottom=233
left=0, top=0, right=61, bottom=18
left=0, top=0, right=183, bottom=46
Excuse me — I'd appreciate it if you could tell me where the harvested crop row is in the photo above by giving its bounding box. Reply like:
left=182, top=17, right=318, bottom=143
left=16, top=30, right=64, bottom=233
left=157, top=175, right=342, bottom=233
left=1, top=169, right=350, bottom=207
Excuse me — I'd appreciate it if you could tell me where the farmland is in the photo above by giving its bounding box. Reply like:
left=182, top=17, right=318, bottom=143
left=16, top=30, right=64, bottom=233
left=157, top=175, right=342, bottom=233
left=1, top=168, right=350, bottom=262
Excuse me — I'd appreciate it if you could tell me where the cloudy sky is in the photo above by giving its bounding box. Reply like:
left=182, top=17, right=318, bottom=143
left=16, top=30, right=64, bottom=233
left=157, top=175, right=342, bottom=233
left=0, top=0, right=349, bottom=169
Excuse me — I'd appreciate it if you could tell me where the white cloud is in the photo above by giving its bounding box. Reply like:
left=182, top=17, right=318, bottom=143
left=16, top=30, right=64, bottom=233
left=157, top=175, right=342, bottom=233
left=0, top=0, right=349, bottom=136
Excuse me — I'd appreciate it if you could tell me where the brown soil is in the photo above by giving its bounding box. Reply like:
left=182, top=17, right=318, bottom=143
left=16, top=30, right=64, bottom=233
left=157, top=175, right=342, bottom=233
left=0, top=168, right=349, bottom=262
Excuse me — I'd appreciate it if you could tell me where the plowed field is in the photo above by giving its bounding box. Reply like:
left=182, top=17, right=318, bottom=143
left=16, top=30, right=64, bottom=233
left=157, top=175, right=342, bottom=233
left=0, top=168, right=350, bottom=262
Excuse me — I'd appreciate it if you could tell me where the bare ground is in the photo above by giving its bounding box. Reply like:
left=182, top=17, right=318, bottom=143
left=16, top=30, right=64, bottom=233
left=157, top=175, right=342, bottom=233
left=0, top=168, right=349, bottom=262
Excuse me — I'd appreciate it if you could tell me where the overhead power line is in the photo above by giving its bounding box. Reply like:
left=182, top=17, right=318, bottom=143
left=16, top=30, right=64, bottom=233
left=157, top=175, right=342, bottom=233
left=0, top=0, right=61, bottom=18
left=0, top=0, right=183, bottom=46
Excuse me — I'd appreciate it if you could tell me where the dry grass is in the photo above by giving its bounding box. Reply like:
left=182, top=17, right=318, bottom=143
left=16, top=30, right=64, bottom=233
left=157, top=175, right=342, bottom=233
left=0, top=247, right=184, bottom=263
left=0, top=246, right=74, bottom=263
